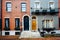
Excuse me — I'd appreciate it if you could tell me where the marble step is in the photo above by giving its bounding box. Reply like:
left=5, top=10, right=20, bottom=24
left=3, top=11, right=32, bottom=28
left=20, top=31, right=41, bottom=38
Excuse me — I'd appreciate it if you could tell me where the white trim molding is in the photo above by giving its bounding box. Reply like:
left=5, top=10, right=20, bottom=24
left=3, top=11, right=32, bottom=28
left=2, top=30, right=20, bottom=36
left=48, top=0, right=55, bottom=9
left=4, top=17, right=10, bottom=18
left=5, top=1, right=12, bottom=12
left=15, top=17, right=20, bottom=18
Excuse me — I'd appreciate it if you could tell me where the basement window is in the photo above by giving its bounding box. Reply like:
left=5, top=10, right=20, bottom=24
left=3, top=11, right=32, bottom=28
left=15, top=32, right=20, bottom=35
left=5, top=32, right=9, bottom=35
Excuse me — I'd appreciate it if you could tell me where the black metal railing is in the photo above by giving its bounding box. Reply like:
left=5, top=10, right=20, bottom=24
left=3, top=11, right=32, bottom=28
left=31, top=8, right=59, bottom=15
left=42, top=26, right=55, bottom=33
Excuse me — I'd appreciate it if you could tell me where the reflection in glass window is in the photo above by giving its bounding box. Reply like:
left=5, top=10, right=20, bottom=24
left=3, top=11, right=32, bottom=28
left=5, top=18, right=9, bottom=28
left=6, top=2, right=11, bottom=12
left=15, top=18, right=20, bottom=28
left=42, top=20, right=53, bottom=28
left=21, top=3, right=26, bottom=12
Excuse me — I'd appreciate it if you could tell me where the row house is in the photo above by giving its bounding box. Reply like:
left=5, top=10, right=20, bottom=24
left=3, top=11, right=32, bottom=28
left=20, top=0, right=60, bottom=38
left=30, top=0, right=59, bottom=36
left=1, top=0, right=60, bottom=37
left=2, top=0, right=30, bottom=36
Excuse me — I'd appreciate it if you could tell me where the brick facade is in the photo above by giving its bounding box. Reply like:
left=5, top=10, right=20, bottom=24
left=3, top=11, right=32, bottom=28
left=58, top=0, right=60, bottom=29
left=0, top=0, right=2, bottom=27
left=2, top=0, right=30, bottom=30
left=1, top=0, right=60, bottom=36
left=0, top=0, right=2, bottom=35
left=0, top=0, right=1, bottom=18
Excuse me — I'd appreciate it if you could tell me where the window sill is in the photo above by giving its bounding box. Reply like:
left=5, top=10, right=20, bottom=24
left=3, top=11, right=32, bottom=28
left=6, top=11, right=12, bottom=13
left=21, top=11, right=27, bottom=13
left=15, top=27, right=20, bottom=30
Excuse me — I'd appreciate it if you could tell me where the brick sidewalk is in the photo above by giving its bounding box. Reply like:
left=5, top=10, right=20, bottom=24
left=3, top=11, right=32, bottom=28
left=20, top=37, right=60, bottom=40
left=0, top=36, right=60, bottom=40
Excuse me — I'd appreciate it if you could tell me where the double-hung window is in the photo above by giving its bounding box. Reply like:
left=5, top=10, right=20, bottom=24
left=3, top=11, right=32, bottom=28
left=6, top=2, right=11, bottom=12
left=5, top=18, right=9, bottom=28
left=15, top=18, right=20, bottom=28
left=21, top=3, right=26, bottom=12
left=42, top=20, right=53, bottom=28
left=34, top=1, right=40, bottom=11
left=49, top=1, right=54, bottom=9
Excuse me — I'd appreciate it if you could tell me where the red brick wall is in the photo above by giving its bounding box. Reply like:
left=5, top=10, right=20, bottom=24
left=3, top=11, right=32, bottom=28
left=58, top=0, right=60, bottom=29
left=2, top=0, right=30, bottom=30
left=0, top=0, right=1, bottom=19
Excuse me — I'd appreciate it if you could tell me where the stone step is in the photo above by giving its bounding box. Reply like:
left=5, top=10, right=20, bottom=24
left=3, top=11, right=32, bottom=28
left=20, top=31, right=41, bottom=38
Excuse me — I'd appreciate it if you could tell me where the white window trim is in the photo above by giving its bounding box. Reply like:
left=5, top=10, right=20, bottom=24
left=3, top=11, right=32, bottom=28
left=15, top=18, right=20, bottom=28
left=4, top=17, right=10, bottom=28
left=21, top=3, right=27, bottom=12
left=48, top=1, right=55, bottom=9
left=42, top=16, right=54, bottom=28
left=15, top=17, right=20, bottom=18
left=5, top=1, right=12, bottom=12
left=42, top=19, right=54, bottom=28
left=34, top=0, right=40, bottom=11
left=4, top=17, right=10, bottom=18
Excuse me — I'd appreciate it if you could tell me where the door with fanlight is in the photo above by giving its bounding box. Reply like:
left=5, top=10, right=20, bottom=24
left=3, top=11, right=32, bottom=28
left=32, top=16, right=37, bottom=31
left=24, top=16, right=29, bottom=30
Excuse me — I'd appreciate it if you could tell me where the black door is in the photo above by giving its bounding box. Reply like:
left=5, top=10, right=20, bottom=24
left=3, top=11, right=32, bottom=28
left=24, top=16, right=29, bottom=30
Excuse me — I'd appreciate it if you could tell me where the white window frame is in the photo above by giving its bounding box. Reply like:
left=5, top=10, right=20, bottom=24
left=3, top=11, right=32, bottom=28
left=48, top=1, right=55, bottom=9
left=34, top=1, right=40, bottom=11
left=15, top=18, right=20, bottom=28
left=21, top=3, right=26, bottom=12
left=42, top=20, right=54, bottom=28
left=5, top=18, right=9, bottom=28
left=6, top=1, right=12, bottom=12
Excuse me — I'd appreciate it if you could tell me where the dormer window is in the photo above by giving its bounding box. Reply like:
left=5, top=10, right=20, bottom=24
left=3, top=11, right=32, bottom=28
left=49, top=1, right=54, bottom=9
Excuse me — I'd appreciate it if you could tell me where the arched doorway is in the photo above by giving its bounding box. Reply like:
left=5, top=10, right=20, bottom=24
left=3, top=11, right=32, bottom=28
left=24, top=16, right=29, bottom=30
left=32, top=16, right=37, bottom=31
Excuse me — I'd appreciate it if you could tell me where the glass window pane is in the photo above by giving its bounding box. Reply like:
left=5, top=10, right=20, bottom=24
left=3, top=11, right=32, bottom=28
left=16, top=20, right=18, bottom=27
left=6, top=2, right=11, bottom=12
left=6, top=20, right=8, bottom=27
left=22, top=4, right=26, bottom=7
left=15, top=18, right=20, bottom=27
left=5, top=18, right=9, bottom=28
left=21, top=3, right=26, bottom=12
left=7, top=8, right=11, bottom=11
left=42, top=20, right=54, bottom=28
left=7, top=4, right=11, bottom=7
left=49, top=2, right=54, bottom=9
left=22, top=8, right=26, bottom=11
